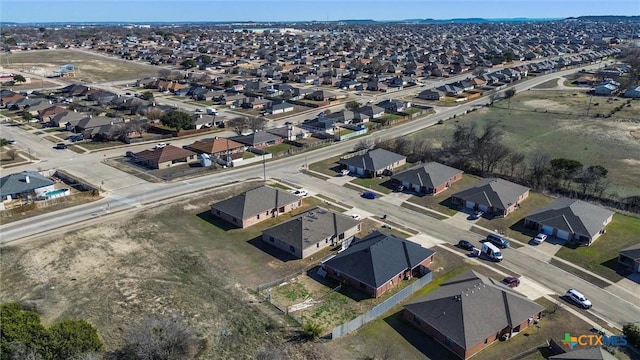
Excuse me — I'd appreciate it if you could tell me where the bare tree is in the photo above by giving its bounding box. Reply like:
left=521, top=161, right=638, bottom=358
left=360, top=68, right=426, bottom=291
left=528, top=152, right=551, bottom=190
left=123, top=315, right=202, bottom=360
left=145, top=108, right=164, bottom=122
left=479, top=142, right=511, bottom=174
left=503, top=152, right=526, bottom=177
left=353, top=139, right=373, bottom=152
left=228, top=117, right=249, bottom=135
left=249, top=116, right=267, bottom=132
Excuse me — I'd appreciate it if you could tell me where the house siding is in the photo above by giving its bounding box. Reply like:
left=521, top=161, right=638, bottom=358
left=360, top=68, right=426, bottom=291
left=264, top=223, right=360, bottom=259
left=212, top=200, right=300, bottom=229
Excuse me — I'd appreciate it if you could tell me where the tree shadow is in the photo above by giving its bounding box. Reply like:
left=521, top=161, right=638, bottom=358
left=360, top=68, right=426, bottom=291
left=382, top=310, right=458, bottom=360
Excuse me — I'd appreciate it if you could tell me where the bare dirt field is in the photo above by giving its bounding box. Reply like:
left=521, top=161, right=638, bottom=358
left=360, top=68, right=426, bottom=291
left=0, top=181, right=336, bottom=359
left=2, top=49, right=161, bottom=82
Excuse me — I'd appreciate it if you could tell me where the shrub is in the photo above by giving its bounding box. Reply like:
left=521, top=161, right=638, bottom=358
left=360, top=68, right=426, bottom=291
left=623, top=323, right=640, bottom=348
left=301, top=321, right=323, bottom=340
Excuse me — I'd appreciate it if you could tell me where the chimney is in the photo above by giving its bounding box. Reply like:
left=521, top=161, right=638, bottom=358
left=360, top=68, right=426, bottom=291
left=25, top=175, right=30, bottom=183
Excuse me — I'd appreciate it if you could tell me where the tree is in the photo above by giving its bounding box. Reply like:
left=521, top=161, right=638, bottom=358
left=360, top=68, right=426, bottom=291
left=503, top=152, right=526, bottom=177
left=13, top=74, right=26, bottom=84
left=249, top=116, right=266, bottom=132
left=223, top=80, right=234, bottom=88
left=528, top=152, right=551, bottom=190
left=180, top=59, right=197, bottom=69
left=145, top=108, right=164, bottom=121
left=200, top=55, right=213, bottom=65
left=48, top=320, right=102, bottom=359
left=504, top=88, right=516, bottom=99
left=140, top=91, right=154, bottom=101
left=301, top=320, right=323, bottom=340
left=161, top=110, right=194, bottom=130
left=345, top=101, right=361, bottom=111
left=623, top=323, right=640, bottom=348
left=353, top=139, right=373, bottom=152
left=123, top=315, right=201, bottom=360
left=0, top=138, right=9, bottom=146
left=1, top=303, right=48, bottom=359
left=228, top=117, right=249, bottom=135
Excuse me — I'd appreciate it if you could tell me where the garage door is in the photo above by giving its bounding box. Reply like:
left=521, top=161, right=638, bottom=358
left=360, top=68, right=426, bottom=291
left=541, top=225, right=553, bottom=235
left=478, top=204, right=489, bottom=212
left=556, top=230, right=570, bottom=240
left=465, top=201, right=475, bottom=209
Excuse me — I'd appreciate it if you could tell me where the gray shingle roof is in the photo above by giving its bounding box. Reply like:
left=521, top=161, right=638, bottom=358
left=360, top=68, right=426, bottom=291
left=452, top=178, right=530, bottom=211
left=404, top=270, right=543, bottom=350
left=549, top=347, right=617, bottom=360
left=0, top=171, right=54, bottom=197
left=338, top=148, right=406, bottom=172
left=525, top=198, right=614, bottom=239
left=210, top=186, right=300, bottom=219
left=230, top=131, right=282, bottom=146
left=620, top=243, right=640, bottom=261
left=262, top=207, right=360, bottom=249
left=391, top=162, right=462, bottom=189
left=324, top=231, right=435, bottom=288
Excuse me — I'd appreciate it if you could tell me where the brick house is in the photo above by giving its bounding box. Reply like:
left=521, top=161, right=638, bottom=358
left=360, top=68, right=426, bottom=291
left=392, top=162, right=463, bottom=195
left=451, top=178, right=530, bottom=217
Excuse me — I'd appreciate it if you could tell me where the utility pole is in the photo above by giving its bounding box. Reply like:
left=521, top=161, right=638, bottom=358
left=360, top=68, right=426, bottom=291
left=262, top=153, right=266, bottom=181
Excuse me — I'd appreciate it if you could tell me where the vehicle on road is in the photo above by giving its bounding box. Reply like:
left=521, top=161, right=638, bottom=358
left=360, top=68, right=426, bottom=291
left=195, top=108, right=203, bottom=112
left=55, top=143, right=68, bottom=149
left=470, top=210, right=484, bottom=220
left=125, top=151, right=135, bottom=158
left=503, top=276, right=520, bottom=288
left=457, top=240, right=474, bottom=251
left=566, top=289, right=592, bottom=309
left=485, top=233, right=510, bottom=248
left=532, top=233, right=547, bottom=245
left=339, top=169, right=350, bottom=176
left=290, top=189, right=308, bottom=197
left=481, top=242, right=503, bottom=262
left=351, top=214, right=362, bottom=221
left=154, top=143, right=167, bottom=149
left=7, top=139, right=16, bottom=145
left=361, top=191, right=377, bottom=199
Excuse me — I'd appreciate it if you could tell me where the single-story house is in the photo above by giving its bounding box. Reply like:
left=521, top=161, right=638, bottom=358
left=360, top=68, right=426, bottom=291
left=404, top=270, right=544, bottom=360
left=451, top=178, right=530, bottom=217
left=266, top=124, right=310, bottom=141
left=322, top=231, right=435, bottom=298
left=230, top=131, right=283, bottom=149
left=183, top=137, right=245, bottom=157
left=618, top=244, right=640, bottom=273
left=417, top=89, right=446, bottom=101
left=338, top=148, right=407, bottom=177
left=377, top=99, right=411, bottom=112
left=391, top=162, right=463, bottom=195
left=623, top=85, right=640, bottom=99
left=549, top=346, right=618, bottom=360
left=266, top=101, right=294, bottom=115
left=134, top=145, right=197, bottom=169
left=210, top=185, right=301, bottom=228
left=524, top=198, right=614, bottom=245
left=357, top=105, right=386, bottom=119
left=0, top=171, right=55, bottom=202
left=262, top=207, right=361, bottom=259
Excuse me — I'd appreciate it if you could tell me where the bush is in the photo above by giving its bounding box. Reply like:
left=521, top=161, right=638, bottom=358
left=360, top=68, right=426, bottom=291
left=623, top=323, right=640, bottom=348
left=301, top=321, right=323, bottom=340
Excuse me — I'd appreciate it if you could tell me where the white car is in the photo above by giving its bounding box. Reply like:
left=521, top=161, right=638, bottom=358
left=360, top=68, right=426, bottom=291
left=566, top=289, right=592, bottom=309
left=351, top=214, right=362, bottom=220
left=532, top=233, right=548, bottom=244
left=154, top=143, right=167, bottom=149
left=339, top=169, right=350, bottom=176
left=290, top=189, right=308, bottom=197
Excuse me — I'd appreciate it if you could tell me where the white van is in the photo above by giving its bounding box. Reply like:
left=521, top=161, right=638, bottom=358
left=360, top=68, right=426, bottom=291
left=481, top=242, right=503, bottom=262
left=206, top=108, right=218, bottom=115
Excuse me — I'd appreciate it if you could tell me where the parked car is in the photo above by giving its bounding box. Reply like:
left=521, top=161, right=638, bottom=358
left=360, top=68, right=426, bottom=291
left=470, top=210, right=484, bottom=220
left=339, top=169, right=350, bottom=176
left=532, top=233, right=548, bottom=245
left=396, top=185, right=405, bottom=192
left=7, top=139, right=16, bottom=145
left=154, top=143, right=167, bottom=149
left=457, top=240, right=474, bottom=251
left=566, top=289, right=592, bottom=309
left=290, top=189, right=308, bottom=197
left=361, top=191, right=377, bottom=199
left=503, top=276, right=521, bottom=288
left=55, top=143, right=68, bottom=149
left=125, top=151, right=135, bottom=158
left=351, top=214, right=362, bottom=221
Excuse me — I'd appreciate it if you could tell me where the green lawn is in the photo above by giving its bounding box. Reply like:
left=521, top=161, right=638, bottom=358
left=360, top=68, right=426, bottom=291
left=476, top=192, right=556, bottom=243
left=407, top=174, right=482, bottom=216
left=554, top=214, right=640, bottom=282
left=308, top=154, right=344, bottom=177
left=350, top=176, right=393, bottom=194
left=263, top=143, right=295, bottom=154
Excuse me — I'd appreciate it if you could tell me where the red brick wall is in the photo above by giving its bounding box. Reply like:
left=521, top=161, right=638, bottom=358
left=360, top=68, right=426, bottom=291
left=212, top=200, right=300, bottom=228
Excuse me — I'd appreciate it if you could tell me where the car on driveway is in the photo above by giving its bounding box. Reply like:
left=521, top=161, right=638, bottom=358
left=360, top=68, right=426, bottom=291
left=532, top=233, right=547, bottom=245
left=361, top=191, right=377, bottom=199
left=351, top=214, right=362, bottom=221
left=457, top=240, right=474, bottom=251
left=154, top=143, right=167, bottom=149
left=469, top=210, right=484, bottom=220
left=566, top=288, right=592, bottom=309
left=290, top=189, right=308, bottom=197
left=503, top=276, right=521, bottom=288
left=55, top=143, right=68, bottom=149
left=339, top=169, right=350, bottom=176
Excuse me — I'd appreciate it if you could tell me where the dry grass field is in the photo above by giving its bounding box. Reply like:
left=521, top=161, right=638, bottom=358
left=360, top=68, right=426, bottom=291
left=3, top=49, right=161, bottom=82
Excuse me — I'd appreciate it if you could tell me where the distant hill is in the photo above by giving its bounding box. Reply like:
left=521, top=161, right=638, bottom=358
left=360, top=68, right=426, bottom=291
left=570, top=15, right=640, bottom=22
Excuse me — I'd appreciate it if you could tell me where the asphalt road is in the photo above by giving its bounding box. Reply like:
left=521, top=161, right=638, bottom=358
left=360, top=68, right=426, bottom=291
left=3, top=60, right=636, bottom=329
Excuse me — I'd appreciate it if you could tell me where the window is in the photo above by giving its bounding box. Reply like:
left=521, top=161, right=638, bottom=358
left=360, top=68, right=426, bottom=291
left=257, top=214, right=260, bottom=219
left=444, top=338, right=453, bottom=348
left=339, top=233, right=345, bottom=240
left=484, top=338, right=488, bottom=344
left=413, top=315, right=420, bottom=325
left=269, top=236, right=274, bottom=243
left=289, top=245, right=294, bottom=252
left=216, top=210, right=220, bottom=215
left=232, top=218, right=237, bottom=223
left=359, top=282, right=365, bottom=289
left=316, top=242, right=319, bottom=248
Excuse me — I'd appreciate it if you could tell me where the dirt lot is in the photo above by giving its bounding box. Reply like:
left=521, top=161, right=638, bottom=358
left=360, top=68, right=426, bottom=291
left=3, top=49, right=161, bottom=82
left=0, top=181, right=338, bottom=359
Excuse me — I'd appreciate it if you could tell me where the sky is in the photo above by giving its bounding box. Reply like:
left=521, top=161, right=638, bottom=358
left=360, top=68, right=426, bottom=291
left=1, top=0, right=639, bottom=23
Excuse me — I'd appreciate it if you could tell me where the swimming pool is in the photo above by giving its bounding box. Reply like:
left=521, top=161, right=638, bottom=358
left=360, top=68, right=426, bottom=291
left=44, top=188, right=70, bottom=199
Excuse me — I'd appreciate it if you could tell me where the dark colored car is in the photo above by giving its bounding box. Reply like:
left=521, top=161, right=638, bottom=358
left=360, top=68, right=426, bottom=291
left=361, top=191, right=377, bottom=199
left=503, top=276, right=520, bottom=288
left=125, top=151, right=135, bottom=157
left=55, top=143, right=68, bottom=149
left=457, top=240, right=474, bottom=251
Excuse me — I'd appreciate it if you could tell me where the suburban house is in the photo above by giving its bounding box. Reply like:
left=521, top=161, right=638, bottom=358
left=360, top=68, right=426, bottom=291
left=416, top=89, right=446, bottom=101
left=338, top=148, right=407, bottom=177
left=230, top=131, right=283, bottom=149
left=0, top=171, right=54, bottom=202
left=524, top=198, right=614, bottom=245
left=549, top=347, right=617, bottom=360
left=618, top=244, right=640, bottom=273
left=210, top=185, right=301, bottom=228
left=391, top=162, right=463, bottom=195
left=266, top=124, right=310, bottom=141
left=38, top=105, right=68, bottom=123
left=321, top=231, right=435, bottom=298
left=451, top=178, right=530, bottom=217
left=133, top=145, right=197, bottom=169
left=261, top=207, right=361, bottom=259
left=623, top=85, right=640, bottom=99
left=265, top=101, right=294, bottom=114
left=183, top=137, right=245, bottom=157
left=357, top=105, right=386, bottom=119
left=377, top=99, right=411, bottom=112
left=404, top=270, right=544, bottom=360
